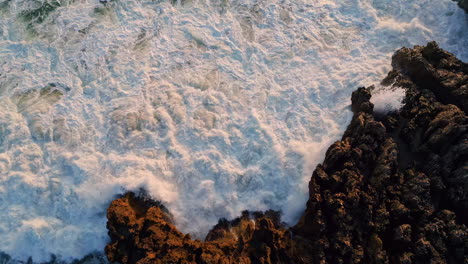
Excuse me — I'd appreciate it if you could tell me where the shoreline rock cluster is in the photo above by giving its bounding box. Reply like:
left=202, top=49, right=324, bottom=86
left=106, top=42, right=467, bottom=263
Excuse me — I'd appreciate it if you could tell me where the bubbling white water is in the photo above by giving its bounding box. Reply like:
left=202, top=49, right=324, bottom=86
left=0, top=0, right=466, bottom=262
left=371, top=85, right=407, bottom=114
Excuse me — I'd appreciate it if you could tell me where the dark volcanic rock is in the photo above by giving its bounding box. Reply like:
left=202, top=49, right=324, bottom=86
left=106, top=43, right=468, bottom=264
left=295, top=42, right=467, bottom=264
left=388, top=42, right=468, bottom=224
left=391, top=41, right=468, bottom=114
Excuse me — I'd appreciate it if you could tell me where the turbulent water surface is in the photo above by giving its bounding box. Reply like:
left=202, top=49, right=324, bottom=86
left=0, top=0, right=467, bottom=261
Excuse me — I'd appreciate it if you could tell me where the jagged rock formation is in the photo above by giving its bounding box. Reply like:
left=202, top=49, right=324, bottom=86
left=294, top=41, right=468, bottom=264
left=106, top=192, right=293, bottom=264
left=106, top=42, right=467, bottom=264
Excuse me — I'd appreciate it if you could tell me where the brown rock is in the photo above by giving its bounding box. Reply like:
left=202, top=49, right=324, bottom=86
left=106, top=192, right=295, bottom=264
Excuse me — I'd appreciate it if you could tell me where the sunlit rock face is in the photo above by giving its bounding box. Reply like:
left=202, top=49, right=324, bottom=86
left=0, top=0, right=467, bottom=262
left=106, top=43, right=468, bottom=264
left=106, top=192, right=292, bottom=264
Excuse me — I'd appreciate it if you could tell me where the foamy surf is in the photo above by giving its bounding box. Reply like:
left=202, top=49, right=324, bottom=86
left=0, top=0, right=466, bottom=262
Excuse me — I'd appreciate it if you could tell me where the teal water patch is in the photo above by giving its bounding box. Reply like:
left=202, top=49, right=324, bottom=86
left=0, top=0, right=12, bottom=12
left=19, top=0, right=71, bottom=32
left=20, top=0, right=62, bottom=23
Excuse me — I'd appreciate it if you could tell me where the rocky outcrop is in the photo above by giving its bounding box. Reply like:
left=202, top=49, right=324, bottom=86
left=295, top=42, right=467, bottom=264
left=390, top=41, right=468, bottom=114
left=106, top=42, right=467, bottom=264
left=106, top=192, right=293, bottom=264
left=385, top=41, right=468, bottom=223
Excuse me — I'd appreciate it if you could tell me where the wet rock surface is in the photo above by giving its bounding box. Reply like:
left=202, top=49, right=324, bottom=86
left=106, top=42, right=467, bottom=263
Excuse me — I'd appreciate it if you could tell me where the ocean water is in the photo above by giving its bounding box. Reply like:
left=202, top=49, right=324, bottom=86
left=0, top=0, right=466, bottom=262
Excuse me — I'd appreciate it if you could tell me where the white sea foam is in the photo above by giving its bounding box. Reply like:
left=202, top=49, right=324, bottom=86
left=0, top=0, right=466, bottom=262
left=371, top=85, right=407, bottom=114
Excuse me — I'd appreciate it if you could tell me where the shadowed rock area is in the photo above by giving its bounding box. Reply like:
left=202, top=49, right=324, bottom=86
left=106, top=42, right=467, bottom=264
left=453, top=0, right=468, bottom=12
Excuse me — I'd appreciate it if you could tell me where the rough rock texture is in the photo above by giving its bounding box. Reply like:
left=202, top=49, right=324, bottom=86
left=391, top=41, right=468, bottom=114
left=106, top=42, right=468, bottom=264
left=106, top=192, right=293, bottom=264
